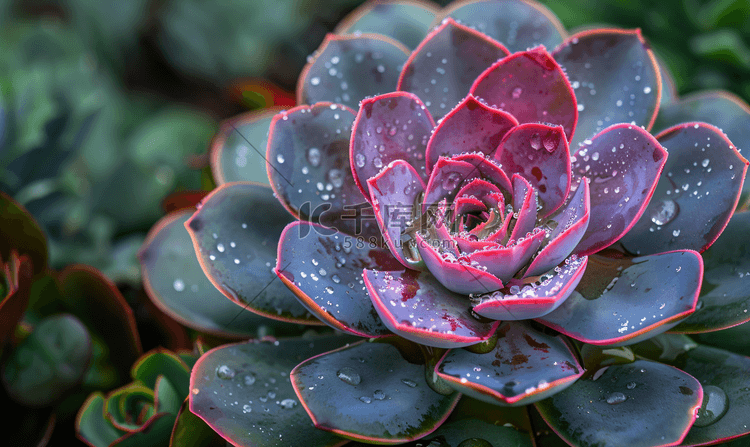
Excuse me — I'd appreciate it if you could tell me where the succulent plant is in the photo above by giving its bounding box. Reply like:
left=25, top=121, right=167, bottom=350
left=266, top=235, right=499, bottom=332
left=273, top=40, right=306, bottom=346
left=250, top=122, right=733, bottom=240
left=181, top=1, right=750, bottom=445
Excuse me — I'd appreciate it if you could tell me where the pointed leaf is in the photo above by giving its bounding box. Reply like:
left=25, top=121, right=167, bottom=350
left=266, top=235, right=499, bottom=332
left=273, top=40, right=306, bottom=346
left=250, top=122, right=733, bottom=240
left=537, top=250, right=702, bottom=345
left=335, top=0, right=440, bottom=50
left=553, top=29, right=662, bottom=149
left=668, top=345, right=750, bottom=446
left=438, top=0, right=566, bottom=52
left=398, top=18, right=509, bottom=120
left=536, top=360, right=702, bottom=447
left=671, top=211, right=750, bottom=333
left=437, top=322, right=584, bottom=406
left=185, top=183, right=317, bottom=324
left=424, top=155, right=511, bottom=211
left=291, top=340, right=460, bottom=443
left=77, top=393, right=127, bottom=447
left=415, top=232, right=505, bottom=295
left=525, top=179, right=590, bottom=277
left=132, top=348, right=191, bottom=398
left=210, top=109, right=282, bottom=186
left=276, top=221, right=400, bottom=338
left=298, top=33, right=410, bottom=111
left=267, top=103, right=378, bottom=237
left=621, top=123, right=748, bottom=255
left=654, top=91, right=750, bottom=204
left=471, top=47, right=577, bottom=141
left=572, top=123, right=667, bottom=256
left=473, top=255, right=587, bottom=321
left=350, top=92, right=435, bottom=198
left=190, top=335, right=355, bottom=447
left=368, top=160, right=426, bottom=268
left=140, top=211, right=294, bottom=338
left=425, top=95, right=517, bottom=174
left=364, top=269, right=500, bottom=348
left=495, top=124, right=571, bottom=217
left=155, top=375, right=183, bottom=415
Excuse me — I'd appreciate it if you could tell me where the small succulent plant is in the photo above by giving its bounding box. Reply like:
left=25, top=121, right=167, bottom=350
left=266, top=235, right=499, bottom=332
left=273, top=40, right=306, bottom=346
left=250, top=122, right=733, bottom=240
left=180, top=1, right=750, bottom=446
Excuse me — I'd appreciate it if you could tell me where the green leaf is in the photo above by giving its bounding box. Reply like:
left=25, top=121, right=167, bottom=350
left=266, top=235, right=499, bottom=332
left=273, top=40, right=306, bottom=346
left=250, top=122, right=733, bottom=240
left=77, top=392, right=128, bottom=447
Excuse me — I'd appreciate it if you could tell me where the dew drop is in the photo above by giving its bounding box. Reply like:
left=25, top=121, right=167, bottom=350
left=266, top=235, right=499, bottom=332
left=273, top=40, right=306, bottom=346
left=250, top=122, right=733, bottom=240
left=626, top=382, right=636, bottom=390
left=337, top=367, right=361, bottom=385
left=355, top=153, right=366, bottom=168
left=243, top=404, right=252, bottom=413
left=276, top=154, right=285, bottom=164
left=307, top=147, right=322, bottom=167
left=216, top=365, right=235, bottom=379
left=244, top=374, right=256, bottom=386
left=173, top=279, right=185, bottom=292
left=373, top=390, right=386, bottom=400
left=694, top=385, right=728, bottom=427
left=512, top=87, right=522, bottom=99
left=279, top=398, right=298, bottom=409
left=311, top=77, right=320, bottom=86
left=606, top=392, right=627, bottom=405
left=530, top=133, right=542, bottom=150
left=650, top=199, right=678, bottom=225
left=328, top=169, right=344, bottom=188
left=359, top=396, right=372, bottom=403
left=401, top=379, right=418, bottom=388
left=442, top=172, right=462, bottom=191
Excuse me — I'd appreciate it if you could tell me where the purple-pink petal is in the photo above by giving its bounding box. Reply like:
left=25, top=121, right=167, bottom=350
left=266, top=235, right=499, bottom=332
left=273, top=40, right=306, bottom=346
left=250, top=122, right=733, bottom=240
left=467, top=229, right=545, bottom=283
left=424, top=155, right=511, bottom=211
left=350, top=92, right=435, bottom=198
left=397, top=18, right=510, bottom=121
left=416, top=232, right=504, bottom=295
left=368, top=160, right=426, bottom=269
left=473, top=255, right=588, bottom=321
left=298, top=33, right=410, bottom=111
left=425, top=95, right=517, bottom=174
left=509, top=174, right=538, bottom=241
left=571, top=123, right=668, bottom=256
left=495, top=123, right=571, bottom=217
left=363, top=268, right=501, bottom=348
left=525, top=179, right=591, bottom=277
left=620, top=122, right=749, bottom=256
left=455, top=178, right=504, bottom=209
left=470, top=46, right=578, bottom=142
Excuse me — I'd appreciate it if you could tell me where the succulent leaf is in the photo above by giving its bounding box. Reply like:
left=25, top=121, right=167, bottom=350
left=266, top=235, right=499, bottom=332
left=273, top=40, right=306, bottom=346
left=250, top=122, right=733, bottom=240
left=298, top=33, right=410, bottom=111
left=276, top=221, right=400, bottom=337
left=571, top=123, right=668, bottom=256
left=210, top=109, right=283, bottom=186
left=364, top=268, right=500, bottom=348
left=351, top=92, right=435, bottom=198
left=553, top=29, right=662, bottom=149
left=425, top=95, right=517, bottom=174
left=0, top=191, right=48, bottom=274
left=190, top=335, right=356, bottom=447
left=495, top=123, right=571, bottom=217
left=668, top=345, right=750, bottom=446
left=0, top=251, right=32, bottom=346
left=267, top=103, right=380, bottom=237
left=471, top=47, right=577, bottom=141
left=525, top=179, right=590, bottom=277
left=436, top=322, right=584, bottom=406
left=368, top=160, right=427, bottom=269
left=535, top=360, right=702, bottom=447
left=398, top=18, right=510, bottom=120
left=537, top=250, right=702, bottom=345
left=438, top=0, right=566, bottom=52
left=140, top=211, right=293, bottom=338
left=654, top=92, right=750, bottom=203
left=670, top=211, right=750, bottom=332
left=291, top=340, right=461, bottom=443
left=473, top=255, right=588, bottom=321
left=621, top=122, right=748, bottom=255
left=335, top=0, right=439, bottom=50
left=185, top=182, right=317, bottom=323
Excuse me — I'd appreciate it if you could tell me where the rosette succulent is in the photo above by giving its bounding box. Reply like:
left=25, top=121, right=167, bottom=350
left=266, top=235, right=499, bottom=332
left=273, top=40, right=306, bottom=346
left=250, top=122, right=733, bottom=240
left=183, top=1, right=750, bottom=446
